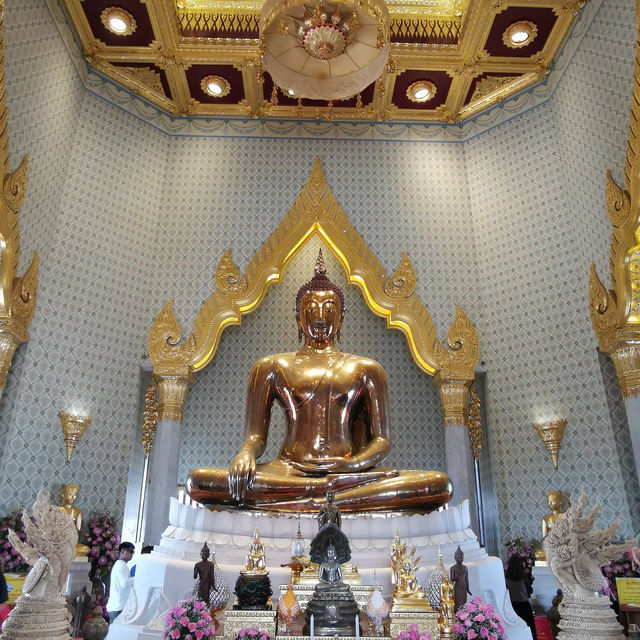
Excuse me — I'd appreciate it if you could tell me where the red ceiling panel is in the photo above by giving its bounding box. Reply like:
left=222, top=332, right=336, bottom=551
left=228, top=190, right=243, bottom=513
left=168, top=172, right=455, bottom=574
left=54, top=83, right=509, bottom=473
left=82, top=0, right=155, bottom=47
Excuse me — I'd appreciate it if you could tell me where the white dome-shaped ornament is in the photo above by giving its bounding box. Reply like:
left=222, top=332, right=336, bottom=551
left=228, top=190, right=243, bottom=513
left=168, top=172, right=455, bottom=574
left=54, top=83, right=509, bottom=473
left=365, top=584, right=389, bottom=636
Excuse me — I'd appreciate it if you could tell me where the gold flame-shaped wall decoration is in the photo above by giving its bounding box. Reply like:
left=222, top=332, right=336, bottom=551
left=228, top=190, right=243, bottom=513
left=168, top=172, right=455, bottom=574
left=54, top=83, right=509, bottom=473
left=59, top=412, right=93, bottom=463
left=0, top=0, right=39, bottom=403
left=533, top=418, right=566, bottom=470
left=589, top=0, right=640, bottom=398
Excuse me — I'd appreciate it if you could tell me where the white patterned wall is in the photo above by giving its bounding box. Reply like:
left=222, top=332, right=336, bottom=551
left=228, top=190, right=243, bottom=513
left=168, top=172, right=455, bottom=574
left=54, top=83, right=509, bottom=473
left=0, top=0, right=638, bottom=547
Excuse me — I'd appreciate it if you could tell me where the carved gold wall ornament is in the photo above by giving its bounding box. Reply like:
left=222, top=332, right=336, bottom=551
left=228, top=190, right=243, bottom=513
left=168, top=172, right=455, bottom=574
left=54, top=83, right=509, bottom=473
left=589, top=1, right=640, bottom=398
left=433, top=375, right=472, bottom=427
left=148, top=158, right=479, bottom=424
left=533, top=418, right=566, bottom=469
left=466, top=383, right=482, bottom=460
left=154, top=372, right=192, bottom=423
left=142, top=384, right=159, bottom=457
left=0, top=0, right=38, bottom=404
left=59, top=412, right=92, bottom=463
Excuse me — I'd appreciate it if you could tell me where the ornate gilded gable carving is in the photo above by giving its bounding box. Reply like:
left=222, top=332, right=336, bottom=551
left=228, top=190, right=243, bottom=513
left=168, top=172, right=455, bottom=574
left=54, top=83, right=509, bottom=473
left=149, top=158, right=479, bottom=424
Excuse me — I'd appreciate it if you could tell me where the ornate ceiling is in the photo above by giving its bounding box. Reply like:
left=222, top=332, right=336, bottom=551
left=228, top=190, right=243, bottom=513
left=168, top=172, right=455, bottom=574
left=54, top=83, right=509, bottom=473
left=61, top=0, right=584, bottom=123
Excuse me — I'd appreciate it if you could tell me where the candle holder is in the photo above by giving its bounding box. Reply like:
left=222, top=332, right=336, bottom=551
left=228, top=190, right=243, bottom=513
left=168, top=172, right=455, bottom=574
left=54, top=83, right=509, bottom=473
left=59, top=412, right=92, bottom=463
left=533, top=418, right=566, bottom=469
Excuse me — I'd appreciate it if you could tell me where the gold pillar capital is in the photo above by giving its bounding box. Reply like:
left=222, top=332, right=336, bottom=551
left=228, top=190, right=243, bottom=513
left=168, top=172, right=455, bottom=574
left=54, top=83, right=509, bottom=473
left=433, top=374, right=472, bottom=427
left=609, top=342, right=640, bottom=399
left=153, top=371, right=193, bottom=423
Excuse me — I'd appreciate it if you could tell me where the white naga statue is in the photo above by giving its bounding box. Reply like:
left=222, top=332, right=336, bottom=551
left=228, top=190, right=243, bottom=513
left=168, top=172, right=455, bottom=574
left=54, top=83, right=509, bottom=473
left=1, top=492, right=77, bottom=640
left=543, top=491, right=638, bottom=640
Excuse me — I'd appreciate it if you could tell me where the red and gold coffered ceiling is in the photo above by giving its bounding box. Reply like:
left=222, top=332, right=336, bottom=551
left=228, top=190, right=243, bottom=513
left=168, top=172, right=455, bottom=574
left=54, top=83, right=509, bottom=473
left=62, top=0, right=583, bottom=123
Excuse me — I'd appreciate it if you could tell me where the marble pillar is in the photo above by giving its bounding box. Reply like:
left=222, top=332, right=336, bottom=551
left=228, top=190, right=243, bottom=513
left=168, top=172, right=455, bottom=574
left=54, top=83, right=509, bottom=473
left=445, top=423, right=479, bottom=533
left=143, top=373, right=190, bottom=545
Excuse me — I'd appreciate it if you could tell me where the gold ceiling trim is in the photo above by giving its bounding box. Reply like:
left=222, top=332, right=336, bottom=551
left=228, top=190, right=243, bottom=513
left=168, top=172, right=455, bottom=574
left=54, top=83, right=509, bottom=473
left=148, top=158, right=479, bottom=382
left=61, top=0, right=582, bottom=122
left=589, top=0, right=640, bottom=398
left=0, top=0, right=39, bottom=402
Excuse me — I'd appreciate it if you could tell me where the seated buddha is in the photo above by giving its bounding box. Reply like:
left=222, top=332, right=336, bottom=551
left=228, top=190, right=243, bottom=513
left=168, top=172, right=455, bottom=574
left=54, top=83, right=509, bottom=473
left=187, top=251, right=452, bottom=513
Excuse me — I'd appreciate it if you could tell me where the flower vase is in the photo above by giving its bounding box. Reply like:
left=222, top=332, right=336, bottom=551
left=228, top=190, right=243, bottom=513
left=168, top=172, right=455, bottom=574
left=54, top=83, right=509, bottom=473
left=82, top=606, right=109, bottom=640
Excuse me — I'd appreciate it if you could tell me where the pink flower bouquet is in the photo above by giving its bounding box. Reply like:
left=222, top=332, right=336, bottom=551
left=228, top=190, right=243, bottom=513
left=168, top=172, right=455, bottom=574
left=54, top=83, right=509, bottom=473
left=236, top=627, right=269, bottom=640
left=81, top=512, right=120, bottom=580
left=0, top=512, right=28, bottom=572
left=396, top=623, right=431, bottom=640
left=453, top=597, right=505, bottom=640
left=163, top=596, right=216, bottom=640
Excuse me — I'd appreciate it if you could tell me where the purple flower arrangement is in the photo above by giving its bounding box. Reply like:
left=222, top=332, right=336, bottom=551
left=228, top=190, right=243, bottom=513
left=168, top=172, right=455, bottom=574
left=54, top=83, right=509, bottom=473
left=236, top=627, right=269, bottom=640
left=504, top=536, right=538, bottom=585
left=81, top=513, right=120, bottom=580
left=163, top=596, right=216, bottom=640
left=452, top=597, right=505, bottom=640
left=396, top=623, right=432, bottom=640
left=0, top=512, right=28, bottom=572
left=601, top=550, right=639, bottom=601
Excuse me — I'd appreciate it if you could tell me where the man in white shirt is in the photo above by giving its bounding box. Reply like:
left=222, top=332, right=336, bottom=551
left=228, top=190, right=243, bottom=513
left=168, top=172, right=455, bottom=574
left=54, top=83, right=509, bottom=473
left=106, top=542, right=135, bottom=623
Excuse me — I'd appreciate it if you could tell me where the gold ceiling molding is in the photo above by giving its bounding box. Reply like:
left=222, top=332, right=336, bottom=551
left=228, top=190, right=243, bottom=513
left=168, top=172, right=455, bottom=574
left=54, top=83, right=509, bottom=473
left=589, top=0, right=640, bottom=399
left=61, top=0, right=582, bottom=123
left=0, top=0, right=38, bottom=402
left=148, top=158, right=479, bottom=423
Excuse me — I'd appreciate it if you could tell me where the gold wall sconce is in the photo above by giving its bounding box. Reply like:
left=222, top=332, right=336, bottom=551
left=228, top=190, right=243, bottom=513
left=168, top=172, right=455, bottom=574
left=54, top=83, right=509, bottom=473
left=533, top=418, right=566, bottom=469
left=59, top=412, right=93, bottom=463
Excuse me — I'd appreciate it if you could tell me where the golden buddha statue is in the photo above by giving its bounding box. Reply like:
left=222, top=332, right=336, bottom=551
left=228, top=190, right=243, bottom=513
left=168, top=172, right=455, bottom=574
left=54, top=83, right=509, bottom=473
left=59, top=483, right=90, bottom=558
left=536, top=490, right=564, bottom=561
left=241, top=528, right=268, bottom=575
left=187, top=251, right=452, bottom=513
left=391, top=545, right=432, bottom=612
left=390, top=530, right=406, bottom=584
left=439, top=571, right=455, bottom=639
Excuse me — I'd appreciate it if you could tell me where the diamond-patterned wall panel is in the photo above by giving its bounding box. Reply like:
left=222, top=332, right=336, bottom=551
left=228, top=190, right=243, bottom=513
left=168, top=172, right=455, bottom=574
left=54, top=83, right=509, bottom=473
left=464, top=0, right=639, bottom=541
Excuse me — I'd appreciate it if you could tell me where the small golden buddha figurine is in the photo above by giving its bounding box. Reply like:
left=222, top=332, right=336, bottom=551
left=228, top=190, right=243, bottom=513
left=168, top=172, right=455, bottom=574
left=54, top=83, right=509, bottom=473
left=390, top=530, right=406, bottom=585
left=187, top=252, right=452, bottom=513
left=535, top=490, right=564, bottom=561
left=391, top=544, right=432, bottom=612
left=241, top=528, right=268, bottom=575
left=59, top=483, right=90, bottom=557
left=439, top=571, right=455, bottom=639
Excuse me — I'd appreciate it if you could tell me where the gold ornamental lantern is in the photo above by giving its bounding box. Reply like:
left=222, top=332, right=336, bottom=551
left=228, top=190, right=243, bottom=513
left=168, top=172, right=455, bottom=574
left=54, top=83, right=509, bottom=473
left=258, top=0, right=390, bottom=101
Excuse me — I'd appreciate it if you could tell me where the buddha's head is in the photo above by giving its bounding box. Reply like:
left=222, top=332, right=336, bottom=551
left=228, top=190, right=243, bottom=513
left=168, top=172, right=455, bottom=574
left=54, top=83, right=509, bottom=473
left=61, top=483, right=79, bottom=506
left=326, top=543, right=337, bottom=561
left=200, top=541, right=210, bottom=560
left=296, top=250, right=345, bottom=345
left=326, top=491, right=335, bottom=504
left=546, top=490, right=563, bottom=511
left=454, top=546, right=464, bottom=564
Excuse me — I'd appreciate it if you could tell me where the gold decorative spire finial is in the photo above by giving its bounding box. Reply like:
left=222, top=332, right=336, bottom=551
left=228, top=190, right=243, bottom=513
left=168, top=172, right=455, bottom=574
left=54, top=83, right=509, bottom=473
left=315, top=249, right=327, bottom=276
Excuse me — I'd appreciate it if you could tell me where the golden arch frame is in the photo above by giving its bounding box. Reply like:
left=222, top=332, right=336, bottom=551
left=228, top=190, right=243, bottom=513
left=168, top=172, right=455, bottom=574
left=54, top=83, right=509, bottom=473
left=148, top=158, right=479, bottom=423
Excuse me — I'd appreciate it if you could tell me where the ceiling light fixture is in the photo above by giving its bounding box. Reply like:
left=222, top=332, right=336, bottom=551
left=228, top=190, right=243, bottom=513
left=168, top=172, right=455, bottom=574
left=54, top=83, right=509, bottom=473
left=503, top=20, right=538, bottom=49
left=101, top=7, right=137, bottom=36
left=407, top=80, right=437, bottom=104
left=201, top=75, right=231, bottom=98
left=259, top=0, right=390, bottom=102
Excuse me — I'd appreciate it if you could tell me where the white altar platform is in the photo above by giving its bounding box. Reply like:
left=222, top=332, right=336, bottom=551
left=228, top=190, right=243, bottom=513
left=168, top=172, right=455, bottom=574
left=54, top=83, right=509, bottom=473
left=106, top=499, right=531, bottom=640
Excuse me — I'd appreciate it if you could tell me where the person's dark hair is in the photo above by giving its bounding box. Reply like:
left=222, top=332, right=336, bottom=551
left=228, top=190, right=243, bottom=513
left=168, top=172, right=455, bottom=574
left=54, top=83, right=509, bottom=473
left=505, top=553, right=526, bottom=581
left=118, top=541, right=135, bottom=553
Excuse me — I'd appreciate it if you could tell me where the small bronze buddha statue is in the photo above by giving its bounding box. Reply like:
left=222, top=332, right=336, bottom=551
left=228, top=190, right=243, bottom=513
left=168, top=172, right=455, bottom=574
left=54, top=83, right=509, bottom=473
left=450, top=546, right=471, bottom=612
left=59, top=483, right=90, bottom=558
left=193, top=542, right=216, bottom=605
left=187, top=251, right=452, bottom=513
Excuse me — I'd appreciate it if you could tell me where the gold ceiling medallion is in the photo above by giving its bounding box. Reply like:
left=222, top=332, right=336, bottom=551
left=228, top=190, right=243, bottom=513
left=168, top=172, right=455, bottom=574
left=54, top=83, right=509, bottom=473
left=533, top=419, right=566, bottom=469
left=0, top=2, right=39, bottom=404
left=589, top=0, right=640, bottom=399
left=201, top=75, right=232, bottom=98
left=406, top=80, right=437, bottom=104
left=59, top=413, right=93, bottom=463
left=502, top=21, right=538, bottom=49
left=148, top=158, right=479, bottom=425
left=100, top=7, right=137, bottom=36
left=258, top=0, right=390, bottom=101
